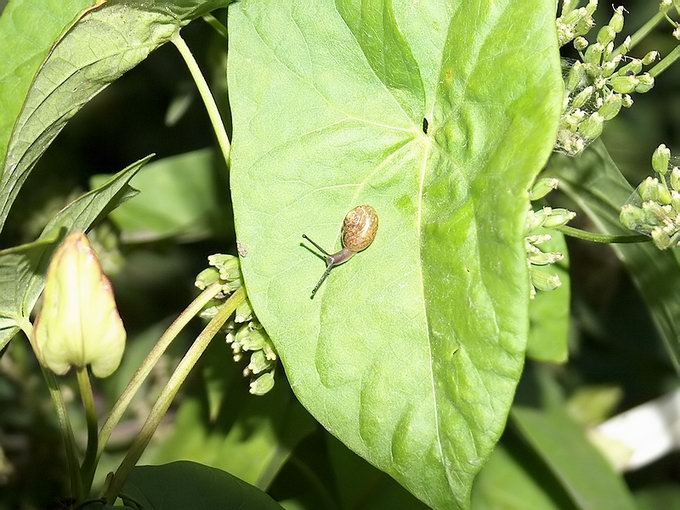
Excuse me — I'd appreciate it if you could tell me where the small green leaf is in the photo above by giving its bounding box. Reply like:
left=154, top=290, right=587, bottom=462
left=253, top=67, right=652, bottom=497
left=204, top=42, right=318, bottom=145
left=123, top=461, right=282, bottom=510
left=0, top=155, right=150, bottom=348
left=228, top=0, right=562, bottom=507
left=0, top=0, right=229, bottom=232
left=547, top=141, right=680, bottom=371
left=528, top=229, right=570, bottom=363
left=91, top=149, right=229, bottom=243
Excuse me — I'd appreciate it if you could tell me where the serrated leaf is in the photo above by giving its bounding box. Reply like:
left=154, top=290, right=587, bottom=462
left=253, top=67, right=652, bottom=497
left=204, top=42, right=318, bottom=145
left=123, top=461, right=282, bottom=510
left=228, top=1, right=562, bottom=507
left=546, top=141, right=680, bottom=371
left=0, top=155, right=150, bottom=348
left=0, top=0, right=229, bottom=232
left=528, top=229, right=570, bottom=363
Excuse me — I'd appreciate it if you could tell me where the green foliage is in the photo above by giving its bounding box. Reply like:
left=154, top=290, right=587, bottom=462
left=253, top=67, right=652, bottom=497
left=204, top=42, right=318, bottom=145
left=122, top=461, right=282, bottom=509
left=0, top=156, right=150, bottom=349
left=0, top=0, right=229, bottom=232
left=547, top=142, right=680, bottom=370
left=228, top=0, right=562, bottom=507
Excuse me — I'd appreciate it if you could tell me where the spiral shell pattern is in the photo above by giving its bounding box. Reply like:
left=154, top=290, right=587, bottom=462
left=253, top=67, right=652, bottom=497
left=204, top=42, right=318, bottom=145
left=342, top=205, right=378, bottom=252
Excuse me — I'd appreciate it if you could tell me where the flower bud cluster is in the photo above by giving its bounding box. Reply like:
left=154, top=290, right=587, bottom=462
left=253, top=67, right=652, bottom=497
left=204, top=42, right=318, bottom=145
left=620, top=144, right=680, bottom=249
left=557, top=5, right=659, bottom=156
left=525, top=179, right=574, bottom=298
left=195, top=254, right=277, bottom=395
left=556, top=0, right=598, bottom=47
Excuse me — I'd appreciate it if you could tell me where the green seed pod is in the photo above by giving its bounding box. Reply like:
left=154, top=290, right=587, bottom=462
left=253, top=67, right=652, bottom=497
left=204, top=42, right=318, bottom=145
left=642, top=51, right=659, bottom=65
left=573, top=36, right=589, bottom=51
left=671, top=192, right=680, bottom=211
left=658, top=185, right=673, bottom=206
left=599, top=94, right=623, bottom=120
left=250, top=371, right=275, bottom=396
left=639, top=177, right=661, bottom=202
left=530, top=178, right=559, bottom=201
left=601, top=60, right=618, bottom=77
left=571, top=86, right=594, bottom=109
left=566, top=62, right=586, bottom=91
left=610, top=75, right=638, bottom=94
left=597, top=26, right=616, bottom=45
left=235, top=297, right=254, bottom=323
left=584, top=43, right=604, bottom=65
left=578, top=112, right=605, bottom=139
left=543, top=208, right=576, bottom=229
left=652, top=144, right=671, bottom=175
left=526, top=208, right=548, bottom=231
left=635, top=73, right=654, bottom=93
left=670, top=167, right=680, bottom=191
left=652, top=227, right=672, bottom=250
left=617, top=59, right=643, bottom=76
left=609, top=7, right=625, bottom=33
left=528, top=250, right=564, bottom=266
left=195, top=267, right=221, bottom=290
left=619, top=204, right=646, bottom=231
left=530, top=268, right=562, bottom=293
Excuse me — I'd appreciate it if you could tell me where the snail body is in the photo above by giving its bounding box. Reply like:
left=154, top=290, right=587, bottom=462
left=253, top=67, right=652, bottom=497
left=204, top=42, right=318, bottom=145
left=302, top=205, right=378, bottom=298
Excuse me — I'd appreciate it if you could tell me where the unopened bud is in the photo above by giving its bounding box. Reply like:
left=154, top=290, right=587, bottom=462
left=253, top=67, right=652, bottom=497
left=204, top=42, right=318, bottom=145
left=642, top=51, right=660, bottom=65
left=578, top=112, right=605, bottom=139
left=609, top=7, right=625, bottom=33
left=584, top=43, right=604, bottom=64
left=599, top=94, right=623, bottom=120
left=574, top=37, right=589, bottom=51
left=622, top=94, right=634, bottom=108
left=530, top=178, right=559, bottom=200
left=652, top=227, right=672, bottom=250
left=610, top=75, right=638, bottom=94
left=249, top=371, right=275, bottom=395
left=670, top=167, right=680, bottom=191
left=652, top=144, right=671, bottom=175
left=543, top=208, right=577, bottom=228
left=34, top=233, right=126, bottom=378
left=572, top=86, right=594, bottom=109
left=530, top=268, right=562, bottom=292
left=566, top=62, right=586, bottom=91
left=619, top=204, right=646, bottom=231
left=635, top=73, right=654, bottom=93
left=597, top=26, right=617, bottom=45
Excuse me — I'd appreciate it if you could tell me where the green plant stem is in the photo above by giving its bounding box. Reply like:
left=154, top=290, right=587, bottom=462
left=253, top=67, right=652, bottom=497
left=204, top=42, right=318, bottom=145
left=171, top=31, right=231, bottom=165
left=19, top=320, right=83, bottom=500
left=650, top=45, right=680, bottom=77
left=77, top=367, right=98, bottom=494
left=202, top=13, right=228, bottom=40
left=557, top=225, right=650, bottom=244
left=104, top=287, right=246, bottom=503
left=97, top=283, right=222, bottom=460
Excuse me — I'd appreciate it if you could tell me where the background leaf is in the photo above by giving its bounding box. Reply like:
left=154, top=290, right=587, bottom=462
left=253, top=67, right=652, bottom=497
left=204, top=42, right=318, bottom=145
left=528, top=229, right=570, bottom=363
left=546, top=141, right=680, bottom=371
left=0, top=0, right=94, bottom=171
left=123, top=461, right=282, bottom=510
left=0, top=0, right=229, bottom=232
left=91, top=149, right=230, bottom=243
left=228, top=0, right=562, bottom=507
left=0, top=155, right=150, bottom=349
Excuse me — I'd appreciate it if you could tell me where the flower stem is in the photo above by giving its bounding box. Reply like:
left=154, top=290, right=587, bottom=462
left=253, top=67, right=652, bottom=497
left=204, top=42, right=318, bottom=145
left=171, top=30, right=231, bottom=165
left=202, top=13, right=228, bottom=41
left=650, top=44, right=680, bottom=77
left=557, top=225, right=650, bottom=244
left=97, top=283, right=222, bottom=460
left=614, top=10, right=666, bottom=56
left=77, top=367, right=98, bottom=494
left=104, top=287, right=246, bottom=503
left=19, top=319, right=83, bottom=500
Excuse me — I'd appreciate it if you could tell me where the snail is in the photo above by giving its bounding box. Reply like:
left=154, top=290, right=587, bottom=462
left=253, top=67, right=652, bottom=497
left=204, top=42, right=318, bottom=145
left=302, top=205, right=378, bottom=298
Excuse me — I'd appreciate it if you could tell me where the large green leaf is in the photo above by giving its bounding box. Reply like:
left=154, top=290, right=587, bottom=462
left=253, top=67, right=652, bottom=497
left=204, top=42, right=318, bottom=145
left=0, top=0, right=94, bottom=171
left=228, top=1, right=562, bottom=507
left=122, top=461, right=282, bottom=510
left=0, top=0, right=229, bottom=232
left=0, top=155, right=151, bottom=349
left=546, top=142, right=680, bottom=370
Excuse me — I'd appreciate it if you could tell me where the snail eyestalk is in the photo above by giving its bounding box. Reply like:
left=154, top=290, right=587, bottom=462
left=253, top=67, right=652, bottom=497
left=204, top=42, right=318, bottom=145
left=302, top=234, right=331, bottom=257
left=311, top=264, right=334, bottom=298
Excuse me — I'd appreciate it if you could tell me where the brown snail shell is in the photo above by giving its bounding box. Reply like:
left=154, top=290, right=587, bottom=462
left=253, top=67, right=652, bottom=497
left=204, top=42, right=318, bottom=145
left=342, top=205, right=378, bottom=253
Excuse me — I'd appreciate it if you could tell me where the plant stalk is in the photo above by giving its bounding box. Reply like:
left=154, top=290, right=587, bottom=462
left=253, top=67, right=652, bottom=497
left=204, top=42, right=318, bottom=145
left=104, top=287, right=246, bottom=503
left=77, top=367, right=98, bottom=494
left=97, top=283, right=222, bottom=460
left=650, top=45, right=680, bottom=77
left=171, top=31, right=231, bottom=165
left=557, top=225, right=650, bottom=244
left=19, top=320, right=83, bottom=500
left=203, top=13, right=228, bottom=40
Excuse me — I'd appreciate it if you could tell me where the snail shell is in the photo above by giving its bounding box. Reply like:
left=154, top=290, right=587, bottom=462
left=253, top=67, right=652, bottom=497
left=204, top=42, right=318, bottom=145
left=342, top=205, right=378, bottom=252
